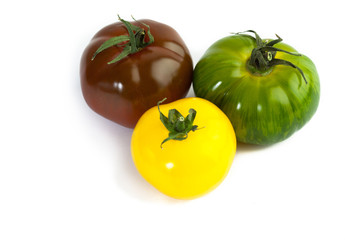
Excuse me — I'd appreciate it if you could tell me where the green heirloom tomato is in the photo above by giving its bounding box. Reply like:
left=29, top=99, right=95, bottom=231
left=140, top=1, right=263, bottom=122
left=193, top=31, right=320, bottom=145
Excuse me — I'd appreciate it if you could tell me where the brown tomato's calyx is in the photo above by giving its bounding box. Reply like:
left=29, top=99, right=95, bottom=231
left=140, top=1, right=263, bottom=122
left=158, top=98, right=201, bottom=149
left=237, top=30, right=307, bottom=84
left=91, top=15, right=154, bottom=64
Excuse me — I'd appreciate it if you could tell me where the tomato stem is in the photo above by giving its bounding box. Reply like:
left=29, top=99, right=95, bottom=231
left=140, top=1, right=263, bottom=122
left=157, top=98, right=201, bottom=149
left=91, top=15, right=154, bottom=64
left=239, top=30, right=308, bottom=84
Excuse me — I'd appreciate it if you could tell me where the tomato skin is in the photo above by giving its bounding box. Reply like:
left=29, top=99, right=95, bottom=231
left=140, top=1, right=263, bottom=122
left=131, top=97, right=236, bottom=199
left=193, top=34, right=320, bottom=145
left=80, top=19, right=193, bottom=128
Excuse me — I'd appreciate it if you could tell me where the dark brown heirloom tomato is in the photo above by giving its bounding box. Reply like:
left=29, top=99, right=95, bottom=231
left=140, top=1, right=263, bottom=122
left=80, top=16, right=193, bottom=128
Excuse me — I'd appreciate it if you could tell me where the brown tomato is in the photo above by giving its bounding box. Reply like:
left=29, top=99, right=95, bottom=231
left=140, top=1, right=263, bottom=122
left=80, top=17, right=193, bottom=128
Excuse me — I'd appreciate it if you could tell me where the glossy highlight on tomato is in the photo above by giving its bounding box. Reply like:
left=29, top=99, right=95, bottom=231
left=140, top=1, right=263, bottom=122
left=131, top=97, right=236, bottom=199
left=193, top=31, right=320, bottom=145
left=80, top=17, right=193, bottom=128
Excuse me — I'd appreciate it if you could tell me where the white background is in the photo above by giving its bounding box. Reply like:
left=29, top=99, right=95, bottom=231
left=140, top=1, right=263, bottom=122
left=1, top=0, right=344, bottom=239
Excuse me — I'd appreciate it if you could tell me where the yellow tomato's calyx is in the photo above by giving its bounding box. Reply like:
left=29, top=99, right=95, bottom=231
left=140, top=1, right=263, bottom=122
left=158, top=98, right=201, bottom=149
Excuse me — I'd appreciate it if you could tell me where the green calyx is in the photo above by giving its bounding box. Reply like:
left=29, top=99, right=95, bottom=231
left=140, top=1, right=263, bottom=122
left=237, top=30, right=307, bottom=84
left=91, top=15, right=154, bottom=64
left=158, top=98, right=201, bottom=149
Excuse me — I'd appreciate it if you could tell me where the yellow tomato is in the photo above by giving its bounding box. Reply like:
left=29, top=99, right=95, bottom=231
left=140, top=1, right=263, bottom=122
left=131, top=97, right=236, bottom=199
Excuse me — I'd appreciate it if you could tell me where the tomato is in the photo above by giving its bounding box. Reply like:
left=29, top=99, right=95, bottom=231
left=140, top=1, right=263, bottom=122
left=193, top=31, right=320, bottom=145
left=80, top=16, right=193, bottom=128
left=131, top=97, right=236, bottom=199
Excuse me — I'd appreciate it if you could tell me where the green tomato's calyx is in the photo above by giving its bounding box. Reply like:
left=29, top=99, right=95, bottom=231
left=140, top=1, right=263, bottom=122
left=91, top=15, right=154, bottom=64
left=158, top=98, right=201, bottom=149
left=238, top=30, right=307, bottom=84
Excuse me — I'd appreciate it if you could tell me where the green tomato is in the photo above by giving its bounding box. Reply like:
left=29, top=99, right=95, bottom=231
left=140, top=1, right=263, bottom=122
left=193, top=31, right=320, bottom=145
